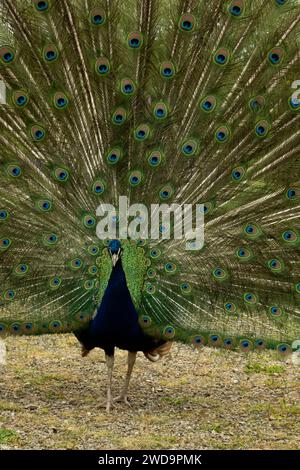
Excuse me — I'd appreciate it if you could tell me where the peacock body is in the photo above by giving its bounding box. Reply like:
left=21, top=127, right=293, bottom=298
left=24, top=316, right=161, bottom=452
left=1, top=0, right=300, bottom=409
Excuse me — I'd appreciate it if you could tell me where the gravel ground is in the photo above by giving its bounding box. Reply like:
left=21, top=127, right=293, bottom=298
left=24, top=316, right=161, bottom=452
left=0, top=334, right=299, bottom=450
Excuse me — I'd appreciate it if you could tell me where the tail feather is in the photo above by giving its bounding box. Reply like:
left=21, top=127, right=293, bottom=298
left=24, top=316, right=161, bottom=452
left=0, top=0, right=299, bottom=357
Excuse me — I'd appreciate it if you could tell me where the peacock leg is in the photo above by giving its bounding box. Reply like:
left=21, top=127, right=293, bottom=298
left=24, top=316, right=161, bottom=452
left=105, top=353, right=115, bottom=412
left=114, top=351, right=137, bottom=406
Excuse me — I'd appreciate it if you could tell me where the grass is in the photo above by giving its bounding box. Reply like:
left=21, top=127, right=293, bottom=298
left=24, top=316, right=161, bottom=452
left=0, top=334, right=299, bottom=450
left=0, top=428, right=18, bottom=445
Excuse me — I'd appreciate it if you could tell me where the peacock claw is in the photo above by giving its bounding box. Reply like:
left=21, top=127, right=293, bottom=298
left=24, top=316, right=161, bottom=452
left=113, top=395, right=131, bottom=406
left=106, top=403, right=113, bottom=413
left=99, top=400, right=115, bottom=412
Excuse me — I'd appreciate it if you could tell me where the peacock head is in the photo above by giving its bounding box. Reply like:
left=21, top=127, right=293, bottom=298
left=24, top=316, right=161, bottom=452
left=108, top=239, right=122, bottom=267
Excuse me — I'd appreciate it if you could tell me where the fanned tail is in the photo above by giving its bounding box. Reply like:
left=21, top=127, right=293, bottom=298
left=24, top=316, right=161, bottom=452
left=0, top=0, right=299, bottom=358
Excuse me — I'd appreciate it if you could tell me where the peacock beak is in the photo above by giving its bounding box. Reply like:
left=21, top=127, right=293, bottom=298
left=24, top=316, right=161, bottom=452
left=110, top=248, right=121, bottom=267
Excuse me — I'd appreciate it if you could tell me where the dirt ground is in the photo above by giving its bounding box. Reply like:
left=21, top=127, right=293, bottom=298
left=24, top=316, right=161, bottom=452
left=0, top=334, right=299, bottom=450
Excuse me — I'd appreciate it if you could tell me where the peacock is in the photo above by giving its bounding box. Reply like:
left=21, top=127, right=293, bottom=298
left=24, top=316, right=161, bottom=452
left=1, top=0, right=300, bottom=413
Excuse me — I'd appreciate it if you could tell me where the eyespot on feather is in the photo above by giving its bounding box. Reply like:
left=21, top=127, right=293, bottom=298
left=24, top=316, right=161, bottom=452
left=181, top=139, right=199, bottom=157
left=0, top=237, right=12, bottom=251
left=12, top=90, right=29, bottom=108
left=0, top=46, right=16, bottom=65
left=0, top=209, right=9, bottom=222
left=92, top=178, right=105, bottom=195
left=52, top=166, right=69, bottom=183
left=106, top=147, right=123, bottom=165
left=288, top=94, right=300, bottom=112
left=90, top=7, right=106, bottom=26
left=249, top=95, right=265, bottom=112
left=159, top=184, right=174, bottom=201
left=134, top=124, right=151, bottom=141
left=82, top=214, right=96, bottom=229
left=243, top=292, right=258, bottom=304
left=147, top=150, right=163, bottom=168
left=267, top=47, right=284, bottom=66
left=231, top=166, right=246, bottom=182
left=215, top=125, right=231, bottom=143
left=49, top=276, right=62, bottom=289
left=236, top=247, right=253, bottom=262
left=120, top=78, right=136, bottom=96
left=178, top=14, right=196, bottom=32
left=33, top=1, right=50, bottom=12
left=6, top=164, right=22, bottom=178
left=53, top=92, right=69, bottom=110
left=267, top=258, right=285, bottom=273
left=43, top=233, right=59, bottom=247
left=160, top=61, right=175, bottom=78
left=200, top=95, right=217, bottom=113
left=139, top=315, right=152, bottom=329
left=286, top=187, right=299, bottom=201
left=112, top=107, right=127, bottom=125
left=153, top=102, right=168, bottom=120
left=36, top=198, right=52, bottom=212
left=224, top=302, right=237, bottom=314
left=14, top=263, right=29, bottom=276
left=212, top=267, right=228, bottom=281
left=129, top=170, right=143, bottom=187
left=243, top=223, right=262, bottom=239
left=43, top=44, right=59, bottom=62
left=31, top=125, right=46, bottom=141
left=127, top=32, right=143, bottom=49
left=4, top=289, right=16, bottom=302
left=95, top=57, right=110, bottom=76
left=255, top=120, right=270, bottom=138
left=228, top=0, right=245, bottom=17
left=213, top=48, right=231, bottom=66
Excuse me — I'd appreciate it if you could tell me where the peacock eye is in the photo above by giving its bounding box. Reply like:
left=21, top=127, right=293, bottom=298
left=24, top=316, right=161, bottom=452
left=129, top=170, right=143, bottom=187
left=0, top=238, right=12, bottom=250
left=12, top=91, right=29, bottom=108
left=267, top=47, right=284, bottom=66
left=7, top=165, right=22, bottom=178
left=148, top=150, right=163, bottom=168
left=127, top=32, right=143, bottom=49
left=82, top=214, right=96, bottom=229
left=35, top=1, right=49, bottom=12
left=178, top=14, right=196, bottom=32
left=43, top=45, right=58, bottom=62
left=31, top=124, right=46, bottom=142
left=88, top=245, right=99, bottom=256
left=0, top=210, right=9, bottom=220
left=90, top=7, right=106, bottom=26
left=0, top=46, right=16, bottom=65
left=270, top=53, right=279, bottom=63
left=159, top=183, right=174, bottom=201
left=231, top=6, right=241, bottom=15
left=163, top=325, right=175, bottom=339
left=231, top=166, right=245, bottom=182
left=93, top=15, right=103, bottom=24
left=92, top=178, right=105, bottom=195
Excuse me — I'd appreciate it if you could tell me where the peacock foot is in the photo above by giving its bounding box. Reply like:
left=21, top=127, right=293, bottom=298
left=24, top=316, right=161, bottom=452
left=98, top=400, right=115, bottom=412
left=113, top=395, right=131, bottom=406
